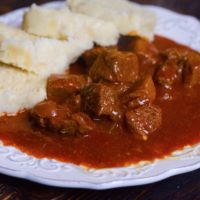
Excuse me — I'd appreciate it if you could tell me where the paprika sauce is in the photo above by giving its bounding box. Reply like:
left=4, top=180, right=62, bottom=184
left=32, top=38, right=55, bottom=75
left=0, top=35, right=199, bottom=168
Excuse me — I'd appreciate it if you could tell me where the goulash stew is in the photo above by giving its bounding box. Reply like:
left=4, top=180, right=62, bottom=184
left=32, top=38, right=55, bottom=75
left=0, top=35, right=200, bottom=168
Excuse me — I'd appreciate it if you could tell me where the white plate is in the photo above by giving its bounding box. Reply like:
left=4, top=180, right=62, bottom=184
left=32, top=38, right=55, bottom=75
left=0, top=1, right=200, bottom=190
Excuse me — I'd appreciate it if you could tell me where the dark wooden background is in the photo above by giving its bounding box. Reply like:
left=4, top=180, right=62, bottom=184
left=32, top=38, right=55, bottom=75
left=0, top=0, right=200, bottom=199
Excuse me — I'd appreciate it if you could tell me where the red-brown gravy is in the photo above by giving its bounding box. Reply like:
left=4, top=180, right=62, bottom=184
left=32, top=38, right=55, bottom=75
left=0, top=35, right=200, bottom=168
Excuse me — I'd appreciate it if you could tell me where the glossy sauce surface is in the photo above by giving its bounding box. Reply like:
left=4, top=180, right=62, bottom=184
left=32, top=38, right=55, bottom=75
left=0, top=35, right=200, bottom=168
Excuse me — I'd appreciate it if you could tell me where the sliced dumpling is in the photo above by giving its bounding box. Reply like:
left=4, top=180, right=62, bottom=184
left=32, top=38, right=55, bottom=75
left=0, top=64, right=46, bottom=114
left=0, top=23, right=90, bottom=78
left=23, top=5, right=119, bottom=46
left=68, top=0, right=156, bottom=40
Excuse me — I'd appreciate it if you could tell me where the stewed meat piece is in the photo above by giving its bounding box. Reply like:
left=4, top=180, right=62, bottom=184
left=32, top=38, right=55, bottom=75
left=30, top=100, right=72, bottom=131
left=183, top=51, right=200, bottom=88
left=83, top=46, right=115, bottom=68
left=155, top=48, right=185, bottom=88
left=110, top=82, right=133, bottom=96
left=72, top=112, right=96, bottom=133
left=60, top=112, right=96, bottom=135
left=89, top=49, right=139, bottom=83
left=127, top=37, right=159, bottom=68
left=155, top=60, right=183, bottom=88
left=47, top=74, right=91, bottom=103
left=81, top=83, right=123, bottom=122
left=123, top=75, right=156, bottom=108
left=156, top=48, right=200, bottom=88
left=30, top=100, right=95, bottom=135
left=161, top=48, right=187, bottom=61
left=126, top=104, right=162, bottom=140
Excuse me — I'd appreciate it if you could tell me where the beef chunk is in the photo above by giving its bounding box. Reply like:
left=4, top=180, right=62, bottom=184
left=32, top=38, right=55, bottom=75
left=127, top=37, right=159, bottom=66
left=81, top=83, right=123, bottom=121
left=155, top=60, right=183, bottom=88
left=60, top=112, right=95, bottom=135
left=89, top=49, right=139, bottom=83
left=47, top=74, right=91, bottom=103
left=72, top=112, right=96, bottom=133
left=83, top=46, right=114, bottom=68
left=155, top=48, right=186, bottom=88
left=30, top=100, right=72, bottom=131
left=156, top=48, right=200, bottom=88
left=31, top=101, right=95, bottom=135
left=111, top=82, right=133, bottom=96
left=65, top=94, right=81, bottom=113
left=58, top=120, right=79, bottom=135
left=161, top=48, right=187, bottom=61
left=126, top=104, right=162, bottom=140
left=123, top=75, right=156, bottom=108
left=183, top=51, right=200, bottom=88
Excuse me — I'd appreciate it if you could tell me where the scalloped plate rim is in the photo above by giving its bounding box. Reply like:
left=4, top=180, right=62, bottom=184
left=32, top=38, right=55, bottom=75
left=0, top=1, right=199, bottom=189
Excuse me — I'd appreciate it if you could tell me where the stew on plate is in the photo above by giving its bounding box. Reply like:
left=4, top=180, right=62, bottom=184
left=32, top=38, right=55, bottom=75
left=0, top=35, right=200, bottom=168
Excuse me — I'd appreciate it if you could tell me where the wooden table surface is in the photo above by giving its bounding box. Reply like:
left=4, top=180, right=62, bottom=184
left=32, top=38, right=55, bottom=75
left=0, top=0, right=200, bottom=199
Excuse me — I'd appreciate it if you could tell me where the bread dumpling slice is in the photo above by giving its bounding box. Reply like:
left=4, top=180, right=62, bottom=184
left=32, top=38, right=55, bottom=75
left=68, top=0, right=156, bottom=41
left=0, top=64, right=46, bottom=114
left=0, top=23, right=89, bottom=78
left=23, top=5, right=119, bottom=46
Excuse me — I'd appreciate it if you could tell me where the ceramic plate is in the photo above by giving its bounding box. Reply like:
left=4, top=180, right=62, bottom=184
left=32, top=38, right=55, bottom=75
left=0, top=1, right=200, bottom=189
